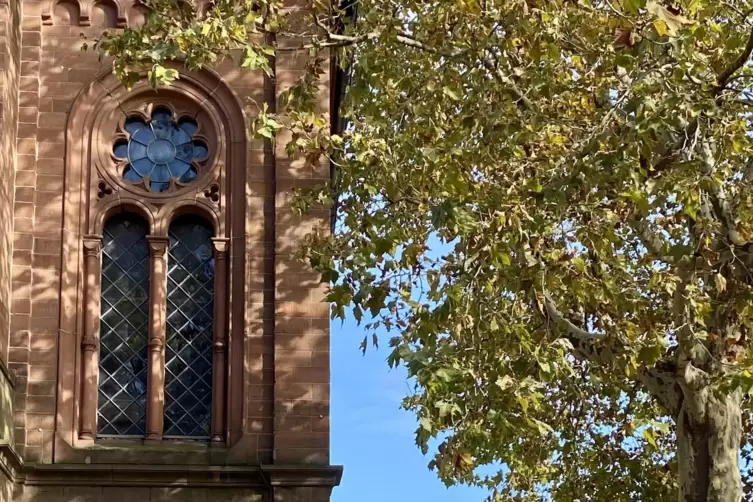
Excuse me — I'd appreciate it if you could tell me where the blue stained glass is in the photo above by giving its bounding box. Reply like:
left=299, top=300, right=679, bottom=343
left=175, top=143, right=195, bottom=162
left=152, top=120, right=171, bottom=140
left=119, top=109, right=207, bottom=192
left=123, top=166, right=141, bottom=182
left=147, top=139, right=176, bottom=164
left=132, top=127, right=154, bottom=145
left=152, top=109, right=172, bottom=123
left=193, top=142, right=208, bottom=159
left=124, top=117, right=147, bottom=135
left=128, top=142, right=148, bottom=161
left=180, top=167, right=197, bottom=183
left=113, top=140, right=128, bottom=159
left=169, top=159, right=191, bottom=178
left=131, top=158, right=155, bottom=177
left=178, top=118, right=198, bottom=136
left=151, top=164, right=171, bottom=183
left=170, top=127, right=191, bottom=146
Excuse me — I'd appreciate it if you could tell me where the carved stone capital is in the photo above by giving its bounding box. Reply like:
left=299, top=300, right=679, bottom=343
left=147, top=236, right=170, bottom=256
left=211, top=237, right=230, bottom=258
left=82, top=235, right=103, bottom=257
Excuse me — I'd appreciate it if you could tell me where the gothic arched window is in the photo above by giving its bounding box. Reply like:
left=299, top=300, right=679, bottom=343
left=164, top=216, right=215, bottom=438
left=97, top=214, right=150, bottom=437
left=60, top=73, right=244, bottom=453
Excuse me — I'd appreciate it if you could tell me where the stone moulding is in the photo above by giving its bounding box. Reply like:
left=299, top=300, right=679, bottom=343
left=0, top=445, right=343, bottom=489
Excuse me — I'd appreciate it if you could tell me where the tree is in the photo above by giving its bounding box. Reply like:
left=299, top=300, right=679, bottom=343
left=97, top=0, right=753, bottom=500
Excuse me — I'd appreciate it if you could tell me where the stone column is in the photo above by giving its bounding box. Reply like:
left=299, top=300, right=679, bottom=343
left=211, top=237, right=229, bottom=444
left=79, top=235, right=102, bottom=441
left=145, top=236, right=169, bottom=442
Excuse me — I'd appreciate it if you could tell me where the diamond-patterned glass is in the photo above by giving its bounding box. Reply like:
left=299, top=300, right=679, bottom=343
left=164, top=216, right=214, bottom=438
left=98, top=214, right=150, bottom=437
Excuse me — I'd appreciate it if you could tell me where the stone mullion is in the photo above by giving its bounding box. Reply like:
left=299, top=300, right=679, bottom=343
left=79, top=234, right=102, bottom=441
left=145, top=236, right=169, bottom=442
left=211, top=237, right=229, bottom=444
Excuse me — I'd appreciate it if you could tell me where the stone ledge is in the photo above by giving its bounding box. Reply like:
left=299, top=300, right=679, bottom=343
left=261, top=464, right=343, bottom=488
left=0, top=446, right=342, bottom=491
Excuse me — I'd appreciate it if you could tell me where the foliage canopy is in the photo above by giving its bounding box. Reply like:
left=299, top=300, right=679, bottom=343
left=98, top=0, right=753, bottom=499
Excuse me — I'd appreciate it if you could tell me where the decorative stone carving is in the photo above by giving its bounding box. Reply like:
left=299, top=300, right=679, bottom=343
left=204, top=182, right=220, bottom=203
left=96, top=179, right=113, bottom=199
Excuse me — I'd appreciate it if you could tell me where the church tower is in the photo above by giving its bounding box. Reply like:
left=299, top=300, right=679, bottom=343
left=0, top=0, right=343, bottom=500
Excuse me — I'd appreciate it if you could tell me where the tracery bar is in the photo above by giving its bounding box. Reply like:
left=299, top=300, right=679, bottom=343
left=80, top=235, right=103, bottom=441
left=211, top=237, right=229, bottom=443
left=146, top=236, right=169, bottom=441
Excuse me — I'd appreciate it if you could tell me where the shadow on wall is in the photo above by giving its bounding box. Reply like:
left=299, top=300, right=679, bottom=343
left=9, top=72, right=334, bottom=468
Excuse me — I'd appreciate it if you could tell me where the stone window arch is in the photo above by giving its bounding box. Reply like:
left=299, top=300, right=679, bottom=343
left=58, top=68, right=246, bottom=449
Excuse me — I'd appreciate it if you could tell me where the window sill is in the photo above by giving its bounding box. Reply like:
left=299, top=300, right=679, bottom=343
left=63, top=438, right=230, bottom=466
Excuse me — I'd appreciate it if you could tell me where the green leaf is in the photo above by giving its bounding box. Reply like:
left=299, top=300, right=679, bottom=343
left=443, top=87, right=460, bottom=101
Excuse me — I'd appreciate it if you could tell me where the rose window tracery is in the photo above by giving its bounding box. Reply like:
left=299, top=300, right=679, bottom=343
left=112, top=108, right=209, bottom=192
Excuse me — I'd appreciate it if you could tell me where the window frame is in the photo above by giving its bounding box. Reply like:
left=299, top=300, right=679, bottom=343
left=58, top=70, right=247, bottom=454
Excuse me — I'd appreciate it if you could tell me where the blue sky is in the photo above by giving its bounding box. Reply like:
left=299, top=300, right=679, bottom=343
left=330, top=316, right=489, bottom=501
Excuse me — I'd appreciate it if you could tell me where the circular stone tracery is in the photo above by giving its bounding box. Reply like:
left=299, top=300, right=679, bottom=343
left=112, top=108, right=209, bottom=193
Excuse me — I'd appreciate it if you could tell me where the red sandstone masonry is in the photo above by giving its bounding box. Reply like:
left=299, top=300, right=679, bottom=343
left=3, top=0, right=338, bottom=500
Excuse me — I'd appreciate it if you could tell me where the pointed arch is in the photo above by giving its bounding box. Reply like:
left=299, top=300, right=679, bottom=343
left=56, top=64, right=248, bottom=457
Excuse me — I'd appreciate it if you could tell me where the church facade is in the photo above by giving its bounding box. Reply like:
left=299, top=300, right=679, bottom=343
left=0, top=0, right=343, bottom=500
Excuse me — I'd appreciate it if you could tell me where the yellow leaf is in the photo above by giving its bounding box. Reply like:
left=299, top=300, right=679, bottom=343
left=517, top=395, right=529, bottom=414
left=647, top=0, right=693, bottom=35
left=643, top=428, right=657, bottom=447
left=653, top=19, right=668, bottom=37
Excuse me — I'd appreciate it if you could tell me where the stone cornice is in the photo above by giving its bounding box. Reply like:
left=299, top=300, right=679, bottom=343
left=261, top=464, right=344, bottom=487
left=0, top=449, right=343, bottom=490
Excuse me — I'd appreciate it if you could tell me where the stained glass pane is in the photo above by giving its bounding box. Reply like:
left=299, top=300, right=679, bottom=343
left=128, top=141, right=148, bottom=162
left=175, top=143, right=195, bottom=163
left=152, top=108, right=172, bottom=123
left=98, top=214, right=150, bottom=437
left=178, top=118, right=198, bottom=136
left=151, top=164, right=171, bottom=183
left=124, top=117, right=147, bottom=135
left=132, top=127, right=154, bottom=145
left=193, top=141, right=208, bottom=159
left=169, top=159, right=191, bottom=179
left=164, top=216, right=214, bottom=438
left=150, top=181, right=169, bottom=193
left=180, top=167, right=198, bottom=183
left=123, top=166, right=141, bottom=182
left=131, top=158, right=155, bottom=178
left=119, top=109, right=207, bottom=191
left=113, top=140, right=128, bottom=159
left=169, top=126, right=191, bottom=146
left=152, top=119, right=171, bottom=140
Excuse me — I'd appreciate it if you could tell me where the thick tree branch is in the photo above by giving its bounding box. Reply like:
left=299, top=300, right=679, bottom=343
left=638, top=365, right=682, bottom=416
left=718, top=25, right=753, bottom=88
left=698, top=137, right=745, bottom=246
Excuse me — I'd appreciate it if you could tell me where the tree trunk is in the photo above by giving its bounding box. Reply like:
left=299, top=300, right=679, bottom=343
left=676, top=388, right=742, bottom=502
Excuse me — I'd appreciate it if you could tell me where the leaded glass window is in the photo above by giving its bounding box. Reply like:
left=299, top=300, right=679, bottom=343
left=98, top=214, right=150, bottom=437
left=164, top=216, right=214, bottom=438
left=112, top=108, right=208, bottom=193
